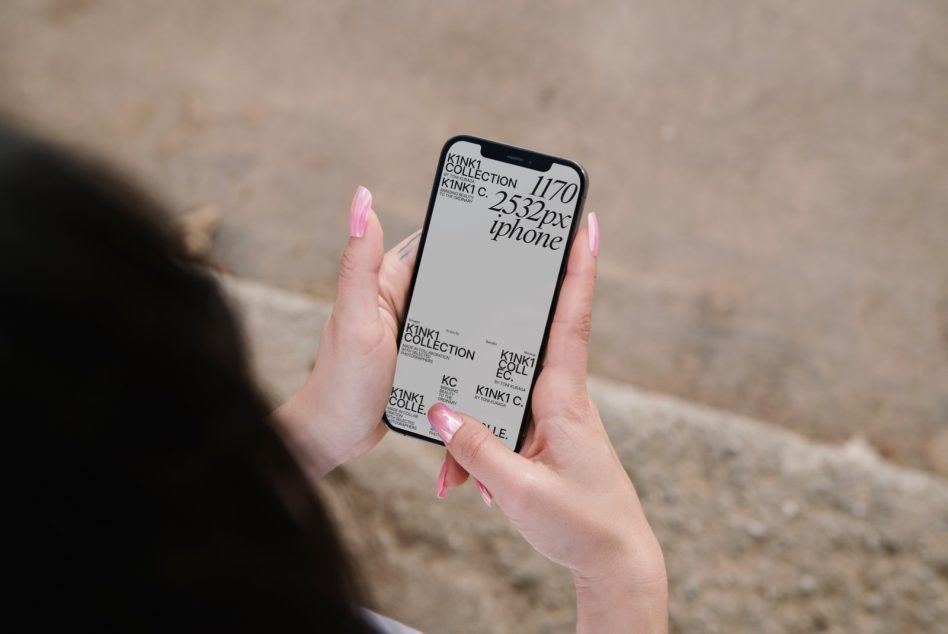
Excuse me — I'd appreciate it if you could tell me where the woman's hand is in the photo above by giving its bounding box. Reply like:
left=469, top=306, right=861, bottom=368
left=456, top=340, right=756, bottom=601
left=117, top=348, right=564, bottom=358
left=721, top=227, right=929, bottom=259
left=428, top=214, right=668, bottom=633
left=273, top=186, right=419, bottom=480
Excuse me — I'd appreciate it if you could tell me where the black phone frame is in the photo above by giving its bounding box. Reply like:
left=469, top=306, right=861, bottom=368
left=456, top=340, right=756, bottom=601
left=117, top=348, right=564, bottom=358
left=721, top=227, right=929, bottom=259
left=381, top=134, right=588, bottom=453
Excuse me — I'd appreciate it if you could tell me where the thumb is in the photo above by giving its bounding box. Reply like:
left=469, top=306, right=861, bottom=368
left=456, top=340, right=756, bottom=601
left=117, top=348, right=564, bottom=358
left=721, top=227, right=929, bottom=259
left=427, top=403, right=530, bottom=497
left=334, top=186, right=384, bottom=321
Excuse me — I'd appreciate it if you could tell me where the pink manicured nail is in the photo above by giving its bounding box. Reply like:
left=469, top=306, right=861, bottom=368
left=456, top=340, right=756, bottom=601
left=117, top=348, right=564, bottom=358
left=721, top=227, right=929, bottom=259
left=436, top=458, right=448, bottom=499
left=475, top=480, right=493, bottom=507
left=427, top=402, right=463, bottom=443
left=349, top=186, right=372, bottom=238
left=587, top=211, right=600, bottom=257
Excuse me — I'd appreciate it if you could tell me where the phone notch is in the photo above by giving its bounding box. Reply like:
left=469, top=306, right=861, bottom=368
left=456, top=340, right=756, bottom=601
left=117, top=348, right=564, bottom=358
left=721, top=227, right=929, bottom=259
left=479, top=141, right=553, bottom=172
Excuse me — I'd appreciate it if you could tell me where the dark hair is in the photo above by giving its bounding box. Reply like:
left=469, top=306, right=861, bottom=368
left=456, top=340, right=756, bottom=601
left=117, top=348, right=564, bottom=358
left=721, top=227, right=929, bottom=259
left=1, top=126, right=375, bottom=631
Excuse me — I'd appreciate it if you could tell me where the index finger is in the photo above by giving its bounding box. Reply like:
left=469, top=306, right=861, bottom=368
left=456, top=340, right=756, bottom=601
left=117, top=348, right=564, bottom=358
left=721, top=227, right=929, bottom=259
left=543, top=212, right=599, bottom=387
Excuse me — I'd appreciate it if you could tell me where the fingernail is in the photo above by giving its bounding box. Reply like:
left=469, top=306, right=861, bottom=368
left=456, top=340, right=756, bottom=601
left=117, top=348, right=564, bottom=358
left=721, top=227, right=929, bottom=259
left=427, top=402, right=463, bottom=443
left=475, top=480, right=493, bottom=507
left=349, top=186, right=372, bottom=238
left=436, top=458, right=448, bottom=499
left=587, top=211, right=599, bottom=257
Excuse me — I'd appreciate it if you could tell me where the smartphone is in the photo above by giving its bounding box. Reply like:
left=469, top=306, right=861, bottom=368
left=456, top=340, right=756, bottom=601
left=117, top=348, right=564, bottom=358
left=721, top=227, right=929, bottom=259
left=384, top=135, right=587, bottom=451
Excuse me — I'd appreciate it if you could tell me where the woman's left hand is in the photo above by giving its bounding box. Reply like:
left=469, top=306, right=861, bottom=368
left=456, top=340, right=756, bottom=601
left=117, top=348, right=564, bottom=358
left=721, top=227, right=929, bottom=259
left=273, top=186, right=419, bottom=479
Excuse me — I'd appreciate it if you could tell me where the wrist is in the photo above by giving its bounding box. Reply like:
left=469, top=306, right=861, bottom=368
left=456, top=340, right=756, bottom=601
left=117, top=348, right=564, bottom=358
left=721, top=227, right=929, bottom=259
left=271, top=390, right=340, bottom=481
left=572, top=537, right=668, bottom=633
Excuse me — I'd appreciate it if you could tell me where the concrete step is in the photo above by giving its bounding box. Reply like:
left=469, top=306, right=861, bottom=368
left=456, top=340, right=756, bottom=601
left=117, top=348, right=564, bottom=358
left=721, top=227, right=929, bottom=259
left=225, top=276, right=948, bottom=634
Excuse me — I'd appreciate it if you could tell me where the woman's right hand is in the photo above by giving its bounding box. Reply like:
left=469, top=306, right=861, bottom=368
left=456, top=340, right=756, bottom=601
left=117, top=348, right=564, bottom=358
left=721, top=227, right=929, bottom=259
left=426, top=214, right=668, bottom=633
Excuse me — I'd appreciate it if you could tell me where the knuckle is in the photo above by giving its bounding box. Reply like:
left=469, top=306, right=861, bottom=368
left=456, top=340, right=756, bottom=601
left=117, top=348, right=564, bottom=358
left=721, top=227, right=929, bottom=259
left=327, top=311, right=383, bottom=351
left=545, top=371, right=588, bottom=415
left=573, top=311, right=593, bottom=343
left=560, top=395, right=588, bottom=422
left=456, top=425, right=491, bottom=468
left=337, top=247, right=362, bottom=285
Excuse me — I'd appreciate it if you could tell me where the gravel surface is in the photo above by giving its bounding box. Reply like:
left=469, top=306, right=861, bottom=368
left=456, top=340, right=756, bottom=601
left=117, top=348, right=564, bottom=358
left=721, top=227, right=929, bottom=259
left=227, top=276, right=948, bottom=633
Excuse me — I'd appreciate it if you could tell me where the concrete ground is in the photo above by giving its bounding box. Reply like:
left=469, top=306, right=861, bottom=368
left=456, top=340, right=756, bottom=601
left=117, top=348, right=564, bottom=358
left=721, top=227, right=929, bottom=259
left=228, top=276, right=948, bottom=634
left=0, top=1, right=946, bottom=477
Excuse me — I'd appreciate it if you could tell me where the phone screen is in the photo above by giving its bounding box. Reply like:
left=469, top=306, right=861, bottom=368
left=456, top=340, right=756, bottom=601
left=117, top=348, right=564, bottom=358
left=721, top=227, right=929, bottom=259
left=385, top=136, right=586, bottom=450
